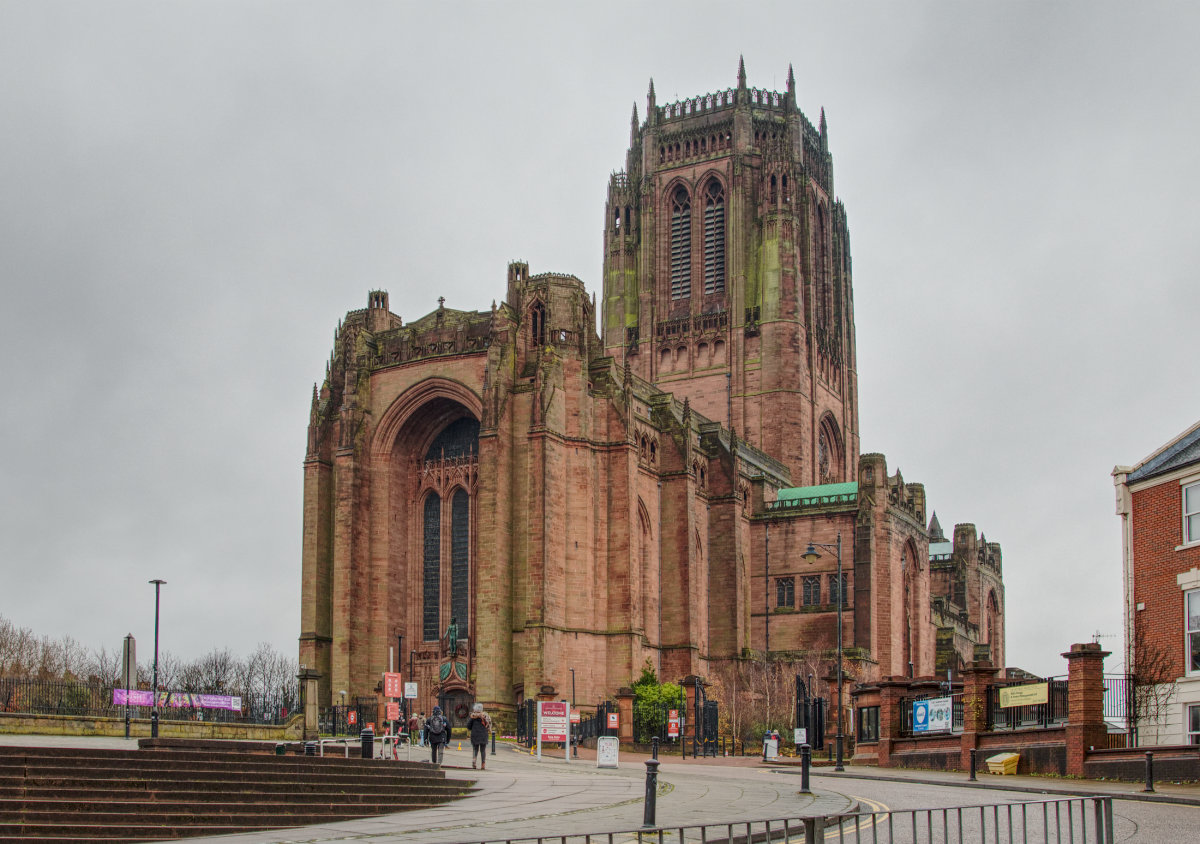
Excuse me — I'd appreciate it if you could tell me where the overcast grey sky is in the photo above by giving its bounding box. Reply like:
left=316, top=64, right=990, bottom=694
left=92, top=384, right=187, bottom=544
left=2, top=2, right=1196, bottom=679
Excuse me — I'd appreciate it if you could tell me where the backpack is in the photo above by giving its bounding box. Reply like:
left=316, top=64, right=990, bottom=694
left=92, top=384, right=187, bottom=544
left=427, top=713, right=447, bottom=741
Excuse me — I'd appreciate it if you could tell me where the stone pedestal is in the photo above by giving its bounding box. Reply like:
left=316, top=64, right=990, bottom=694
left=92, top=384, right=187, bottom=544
left=297, top=668, right=321, bottom=741
left=959, top=659, right=997, bottom=770
left=1063, top=642, right=1110, bottom=776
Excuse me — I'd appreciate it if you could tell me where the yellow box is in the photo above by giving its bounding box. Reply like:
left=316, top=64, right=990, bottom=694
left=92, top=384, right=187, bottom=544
left=986, top=752, right=1019, bottom=775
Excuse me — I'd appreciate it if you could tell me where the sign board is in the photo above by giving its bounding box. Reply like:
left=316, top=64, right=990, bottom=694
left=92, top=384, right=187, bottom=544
left=912, top=697, right=953, bottom=733
left=667, top=708, right=680, bottom=737
left=539, top=701, right=568, bottom=742
left=404, top=682, right=418, bottom=699
left=348, top=710, right=358, bottom=726
left=386, top=702, right=400, bottom=721
left=764, top=737, right=779, bottom=758
left=366, top=722, right=375, bottom=732
left=383, top=672, right=403, bottom=698
left=999, top=683, right=1048, bottom=708
left=570, top=708, right=581, bottom=724
left=596, top=735, right=619, bottom=768
left=607, top=711, right=619, bottom=729
left=794, top=727, right=807, bottom=745
left=121, top=635, right=136, bottom=692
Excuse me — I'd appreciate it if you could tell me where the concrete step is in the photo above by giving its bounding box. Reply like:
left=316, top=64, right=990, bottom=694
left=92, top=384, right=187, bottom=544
left=0, top=783, right=473, bottom=802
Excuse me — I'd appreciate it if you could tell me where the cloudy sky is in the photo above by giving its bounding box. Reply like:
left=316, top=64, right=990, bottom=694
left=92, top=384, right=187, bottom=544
left=2, top=2, right=1196, bottom=679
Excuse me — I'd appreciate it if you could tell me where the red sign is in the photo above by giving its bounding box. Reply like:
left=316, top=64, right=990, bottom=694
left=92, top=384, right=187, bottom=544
left=366, top=722, right=375, bottom=732
left=570, top=708, right=581, bottom=724
left=667, top=709, right=680, bottom=737
left=539, top=701, right=568, bottom=742
left=386, top=702, right=400, bottom=721
left=607, top=712, right=619, bottom=728
left=383, top=672, right=403, bottom=698
left=347, top=710, right=358, bottom=726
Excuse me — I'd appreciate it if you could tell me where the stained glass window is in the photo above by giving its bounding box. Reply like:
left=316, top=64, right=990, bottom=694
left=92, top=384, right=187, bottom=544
left=451, top=489, right=470, bottom=630
left=422, top=494, right=441, bottom=641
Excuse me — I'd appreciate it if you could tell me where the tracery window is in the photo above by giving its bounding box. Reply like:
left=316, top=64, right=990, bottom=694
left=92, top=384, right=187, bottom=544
left=530, top=301, right=546, bottom=347
left=670, top=186, right=691, bottom=299
left=802, top=575, right=821, bottom=606
left=703, top=180, right=725, bottom=295
left=776, top=577, right=795, bottom=608
left=422, top=494, right=441, bottom=641
left=451, top=489, right=470, bottom=629
left=828, top=572, right=848, bottom=607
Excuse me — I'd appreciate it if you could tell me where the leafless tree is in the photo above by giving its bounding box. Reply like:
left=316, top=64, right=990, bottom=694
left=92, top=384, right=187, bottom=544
left=1131, top=638, right=1177, bottom=744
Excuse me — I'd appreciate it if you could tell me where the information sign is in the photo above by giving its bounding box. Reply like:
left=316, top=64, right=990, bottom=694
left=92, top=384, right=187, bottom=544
left=912, top=696, right=952, bottom=733
left=570, top=708, right=581, bottom=724
left=348, top=710, right=358, bottom=726
left=596, top=735, right=619, bottom=768
left=667, top=708, right=680, bottom=737
left=404, top=682, right=418, bottom=699
left=539, top=701, right=568, bottom=742
left=607, top=711, right=619, bottom=729
left=383, top=672, right=403, bottom=698
left=386, top=702, right=400, bottom=721
left=999, top=683, right=1048, bottom=708
left=794, top=727, right=807, bottom=745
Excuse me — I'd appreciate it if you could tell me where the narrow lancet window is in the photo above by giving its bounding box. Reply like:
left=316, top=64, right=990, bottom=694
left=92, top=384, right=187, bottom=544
left=703, top=181, right=725, bottom=295
left=670, top=186, right=691, bottom=300
left=422, top=493, right=442, bottom=641
left=451, top=488, right=470, bottom=630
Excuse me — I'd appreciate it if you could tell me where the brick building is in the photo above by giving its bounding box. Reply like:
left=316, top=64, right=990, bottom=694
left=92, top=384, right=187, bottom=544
left=1114, top=420, right=1200, bottom=745
left=298, top=62, right=1005, bottom=726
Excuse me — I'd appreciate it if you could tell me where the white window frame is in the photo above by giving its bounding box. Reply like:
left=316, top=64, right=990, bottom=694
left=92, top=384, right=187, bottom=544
left=1184, top=480, right=1200, bottom=547
left=1188, top=702, right=1200, bottom=746
left=1188, top=589, right=1200, bottom=677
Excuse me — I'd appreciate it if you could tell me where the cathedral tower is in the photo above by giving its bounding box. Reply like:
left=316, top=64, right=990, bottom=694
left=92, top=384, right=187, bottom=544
left=601, top=60, right=859, bottom=486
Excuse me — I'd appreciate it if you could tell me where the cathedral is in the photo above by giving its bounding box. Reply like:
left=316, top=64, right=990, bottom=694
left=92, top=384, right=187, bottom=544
left=299, top=61, right=1006, bottom=727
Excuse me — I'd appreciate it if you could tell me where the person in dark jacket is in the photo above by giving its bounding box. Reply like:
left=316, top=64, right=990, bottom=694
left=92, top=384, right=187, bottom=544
left=468, top=703, right=491, bottom=769
left=426, top=705, right=448, bottom=764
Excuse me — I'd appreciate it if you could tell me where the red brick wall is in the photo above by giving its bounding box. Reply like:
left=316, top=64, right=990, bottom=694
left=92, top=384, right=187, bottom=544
left=1131, top=479, right=1200, bottom=678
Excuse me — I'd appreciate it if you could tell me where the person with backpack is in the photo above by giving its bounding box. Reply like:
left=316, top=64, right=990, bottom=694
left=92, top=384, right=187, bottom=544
left=426, top=705, right=448, bottom=764
left=468, top=702, right=491, bottom=769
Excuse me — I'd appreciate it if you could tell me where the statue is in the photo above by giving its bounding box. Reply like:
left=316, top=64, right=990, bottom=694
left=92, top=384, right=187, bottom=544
left=445, top=617, right=458, bottom=657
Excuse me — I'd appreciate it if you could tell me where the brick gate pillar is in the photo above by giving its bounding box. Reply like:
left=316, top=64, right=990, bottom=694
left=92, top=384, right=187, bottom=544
left=875, top=678, right=908, bottom=768
left=960, top=659, right=997, bottom=771
left=682, top=675, right=701, bottom=747
left=1063, top=642, right=1110, bottom=776
left=615, top=687, right=635, bottom=743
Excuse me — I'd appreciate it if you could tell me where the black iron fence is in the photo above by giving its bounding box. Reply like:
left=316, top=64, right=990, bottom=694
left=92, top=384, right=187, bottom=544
left=318, top=699, right=376, bottom=736
left=988, top=678, right=1069, bottom=731
left=897, top=692, right=964, bottom=737
left=0, top=677, right=297, bottom=725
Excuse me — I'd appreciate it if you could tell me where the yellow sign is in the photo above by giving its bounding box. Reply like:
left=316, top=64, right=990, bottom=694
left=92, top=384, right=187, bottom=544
left=999, top=683, right=1048, bottom=708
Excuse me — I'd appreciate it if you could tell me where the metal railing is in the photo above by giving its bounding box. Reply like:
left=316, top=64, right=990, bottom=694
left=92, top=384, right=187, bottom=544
left=0, top=677, right=296, bottom=724
left=448, top=796, right=1115, bottom=843
left=988, top=679, right=1069, bottom=731
left=898, top=692, right=964, bottom=736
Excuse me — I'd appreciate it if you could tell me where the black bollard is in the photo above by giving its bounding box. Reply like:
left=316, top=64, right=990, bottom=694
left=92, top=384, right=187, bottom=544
left=150, top=710, right=159, bottom=739
left=800, top=744, right=811, bottom=794
left=1143, top=751, right=1155, bottom=793
left=642, top=755, right=661, bottom=828
left=969, top=748, right=977, bottom=782
left=124, top=710, right=131, bottom=739
left=491, top=729, right=496, bottom=755
left=652, top=735, right=659, bottom=760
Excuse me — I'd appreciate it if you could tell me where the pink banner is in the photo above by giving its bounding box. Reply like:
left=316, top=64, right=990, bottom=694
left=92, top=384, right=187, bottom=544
left=112, top=689, right=243, bottom=711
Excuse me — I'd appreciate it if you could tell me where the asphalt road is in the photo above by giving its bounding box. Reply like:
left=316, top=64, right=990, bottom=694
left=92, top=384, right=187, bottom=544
left=806, top=771, right=1200, bottom=843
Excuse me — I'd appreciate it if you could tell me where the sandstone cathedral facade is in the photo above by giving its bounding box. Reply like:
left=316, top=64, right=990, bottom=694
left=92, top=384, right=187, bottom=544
left=299, top=62, right=1006, bottom=726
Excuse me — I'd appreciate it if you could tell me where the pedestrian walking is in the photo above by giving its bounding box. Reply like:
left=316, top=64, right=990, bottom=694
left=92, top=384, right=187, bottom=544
left=426, top=705, right=448, bottom=765
left=408, top=713, right=418, bottom=746
left=468, top=703, right=491, bottom=769
left=416, top=711, right=427, bottom=747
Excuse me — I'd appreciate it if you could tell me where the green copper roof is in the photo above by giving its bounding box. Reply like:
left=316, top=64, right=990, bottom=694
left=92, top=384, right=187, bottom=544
left=777, top=481, right=858, bottom=501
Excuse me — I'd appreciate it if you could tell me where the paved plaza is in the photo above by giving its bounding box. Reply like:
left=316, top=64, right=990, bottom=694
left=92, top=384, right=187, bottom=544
left=2, top=735, right=1196, bottom=842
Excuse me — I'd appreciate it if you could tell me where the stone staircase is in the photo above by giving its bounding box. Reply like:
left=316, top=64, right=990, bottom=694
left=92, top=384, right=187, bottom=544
left=0, top=744, right=475, bottom=842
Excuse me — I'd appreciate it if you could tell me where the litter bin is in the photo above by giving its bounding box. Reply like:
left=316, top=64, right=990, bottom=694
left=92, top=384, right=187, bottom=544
left=361, top=727, right=374, bottom=759
left=304, top=742, right=317, bottom=756
left=275, top=743, right=286, bottom=756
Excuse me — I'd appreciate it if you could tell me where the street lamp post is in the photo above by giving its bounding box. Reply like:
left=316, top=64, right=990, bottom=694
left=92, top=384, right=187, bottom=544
left=802, top=533, right=845, bottom=772
left=148, top=579, right=166, bottom=739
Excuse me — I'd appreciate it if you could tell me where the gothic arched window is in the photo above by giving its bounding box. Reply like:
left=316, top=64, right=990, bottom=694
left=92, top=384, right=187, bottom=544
left=818, top=414, right=843, bottom=485
left=670, top=186, right=691, bottom=300
left=451, top=488, right=470, bottom=628
left=530, top=301, right=546, bottom=347
left=703, top=180, right=726, bottom=295
left=422, top=493, right=441, bottom=641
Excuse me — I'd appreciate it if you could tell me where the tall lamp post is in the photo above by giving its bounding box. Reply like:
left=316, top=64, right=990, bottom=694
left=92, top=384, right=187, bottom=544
left=802, top=534, right=844, bottom=771
left=148, top=579, right=166, bottom=739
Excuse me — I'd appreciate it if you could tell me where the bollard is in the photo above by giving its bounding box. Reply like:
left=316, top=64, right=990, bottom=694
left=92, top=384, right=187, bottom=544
left=800, top=744, right=811, bottom=794
left=124, top=710, right=131, bottom=739
left=642, top=755, right=661, bottom=828
left=491, top=729, right=496, bottom=755
left=361, top=727, right=374, bottom=760
left=652, top=736, right=659, bottom=760
left=969, top=748, right=977, bottom=781
left=304, top=741, right=317, bottom=756
left=150, top=710, right=159, bottom=739
left=1143, top=751, right=1155, bottom=793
